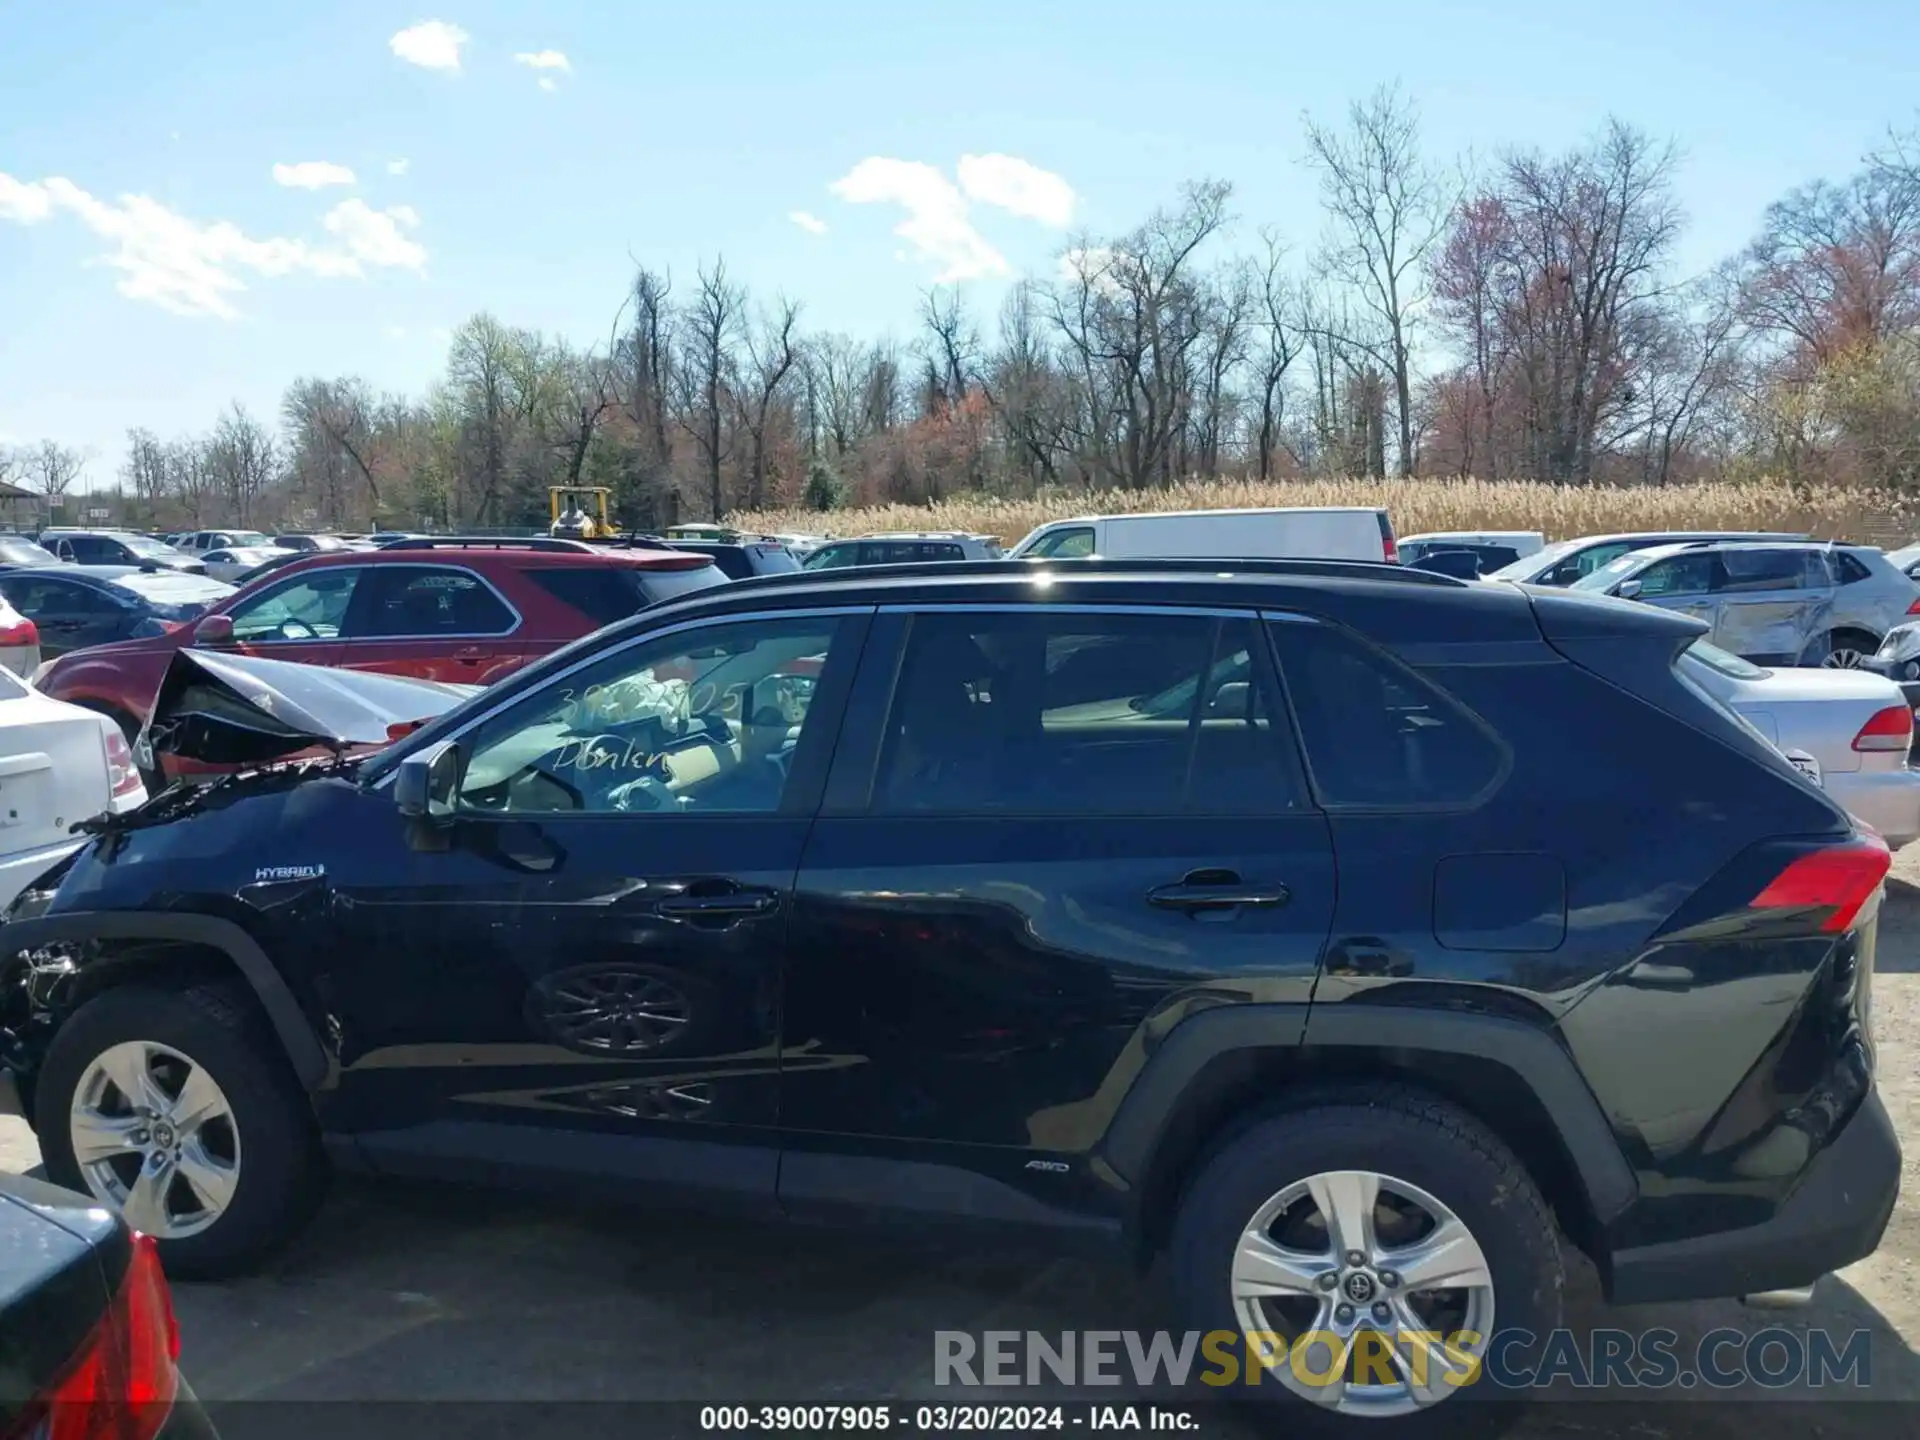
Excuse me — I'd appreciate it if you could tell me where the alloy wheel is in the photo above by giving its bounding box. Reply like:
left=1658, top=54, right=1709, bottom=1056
left=546, top=969, right=692, bottom=1053
left=69, top=1040, right=241, bottom=1239
left=1229, top=1169, right=1496, bottom=1416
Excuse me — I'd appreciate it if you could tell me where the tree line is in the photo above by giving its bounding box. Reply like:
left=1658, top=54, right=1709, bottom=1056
left=10, top=87, right=1920, bottom=533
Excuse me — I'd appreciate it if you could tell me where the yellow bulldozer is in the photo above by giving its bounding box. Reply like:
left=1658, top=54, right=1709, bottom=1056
left=548, top=486, right=622, bottom=541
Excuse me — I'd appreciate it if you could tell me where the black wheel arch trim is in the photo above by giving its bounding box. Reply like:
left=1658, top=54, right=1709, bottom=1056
left=2, top=911, right=328, bottom=1089
left=1097, top=1001, right=1638, bottom=1224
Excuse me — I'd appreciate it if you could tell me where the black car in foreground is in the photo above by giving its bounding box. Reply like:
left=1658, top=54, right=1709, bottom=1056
left=0, top=557, right=1900, bottom=1430
left=0, top=1171, right=214, bottom=1440
left=0, top=567, right=234, bottom=659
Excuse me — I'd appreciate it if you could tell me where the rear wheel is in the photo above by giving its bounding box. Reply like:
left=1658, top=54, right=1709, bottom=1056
left=35, top=983, right=326, bottom=1278
left=1814, top=628, right=1880, bottom=669
left=1165, top=1089, right=1563, bottom=1436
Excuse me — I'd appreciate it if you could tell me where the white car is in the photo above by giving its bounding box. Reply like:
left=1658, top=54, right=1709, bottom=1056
left=0, top=593, right=40, bottom=680
left=0, top=668, right=147, bottom=909
left=1681, top=638, right=1920, bottom=846
left=200, top=546, right=296, bottom=583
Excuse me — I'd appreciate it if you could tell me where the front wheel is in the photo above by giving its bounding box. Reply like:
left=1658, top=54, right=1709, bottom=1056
left=35, top=983, right=326, bottom=1278
left=1165, top=1089, right=1563, bottom=1436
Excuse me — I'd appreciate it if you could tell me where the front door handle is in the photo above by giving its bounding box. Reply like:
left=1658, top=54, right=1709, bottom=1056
left=657, top=884, right=781, bottom=918
left=1147, top=869, right=1290, bottom=912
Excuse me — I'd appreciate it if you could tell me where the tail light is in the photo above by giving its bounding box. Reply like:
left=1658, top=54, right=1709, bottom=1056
left=103, top=728, right=144, bottom=798
left=1905, top=599, right=1920, bottom=615
left=0, top=617, right=38, bottom=648
left=1377, top=514, right=1398, bottom=564
left=13, top=1232, right=179, bottom=1440
left=1750, top=833, right=1892, bottom=933
left=1852, top=705, right=1914, bottom=752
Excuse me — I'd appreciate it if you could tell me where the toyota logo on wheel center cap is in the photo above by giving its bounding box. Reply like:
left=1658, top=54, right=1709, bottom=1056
left=1342, top=1271, right=1376, bottom=1304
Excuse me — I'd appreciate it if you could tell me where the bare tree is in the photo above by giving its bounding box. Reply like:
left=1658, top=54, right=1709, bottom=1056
left=1251, top=230, right=1302, bottom=479
left=446, top=315, right=521, bottom=522
left=206, top=405, right=278, bottom=524
left=120, top=429, right=170, bottom=527
left=27, top=441, right=86, bottom=500
left=733, top=299, right=801, bottom=510
left=676, top=258, right=743, bottom=518
left=1303, top=83, right=1447, bottom=476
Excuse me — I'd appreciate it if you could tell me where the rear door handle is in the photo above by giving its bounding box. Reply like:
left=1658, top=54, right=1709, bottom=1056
left=657, top=884, right=781, bottom=918
left=1148, top=870, right=1290, bottom=912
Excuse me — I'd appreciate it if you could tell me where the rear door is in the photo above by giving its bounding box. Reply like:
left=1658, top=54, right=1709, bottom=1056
left=1713, top=548, right=1825, bottom=664
left=334, top=563, right=520, bottom=682
left=778, top=604, right=1335, bottom=1216
left=0, top=577, right=125, bottom=657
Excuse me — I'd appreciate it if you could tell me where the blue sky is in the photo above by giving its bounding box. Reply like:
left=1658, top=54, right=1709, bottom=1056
left=3, top=0, right=1918, bottom=489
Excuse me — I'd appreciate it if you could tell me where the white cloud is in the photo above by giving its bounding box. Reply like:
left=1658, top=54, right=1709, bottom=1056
left=828, top=158, right=1009, bottom=283
left=1060, top=245, right=1135, bottom=296
left=389, top=20, right=468, bottom=71
left=957, top=154, right=1075, bottom=228
left=513, top=50, right=570, bottom=70
left=272, top=161, right=356, bottom=190
left=387, top=158, right=411, bottom=176
left=0, top=171, right=428, bottom=319
left=322, top=199, right=427, bottom=270
left=788, top=209, right=828, bottom=236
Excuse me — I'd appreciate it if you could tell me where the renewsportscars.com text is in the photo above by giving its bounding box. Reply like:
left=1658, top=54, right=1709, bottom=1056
left=934, top=1327, right=1872, bottom=1391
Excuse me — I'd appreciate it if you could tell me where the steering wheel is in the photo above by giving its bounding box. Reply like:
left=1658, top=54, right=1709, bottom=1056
left=276, top=619, right=318, bottom=641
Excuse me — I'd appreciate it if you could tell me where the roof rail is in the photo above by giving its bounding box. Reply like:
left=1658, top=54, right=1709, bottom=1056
left=381, top=536, right=597, bottom=553
left=715, top=554, right=1467, bottom=596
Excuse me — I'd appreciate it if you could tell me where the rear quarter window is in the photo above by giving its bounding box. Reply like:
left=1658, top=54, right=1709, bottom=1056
left=1266, top=616, right=1507, bottom=807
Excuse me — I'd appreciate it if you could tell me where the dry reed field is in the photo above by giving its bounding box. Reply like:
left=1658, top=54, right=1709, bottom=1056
left=736, top=478, right=1920, bottom=548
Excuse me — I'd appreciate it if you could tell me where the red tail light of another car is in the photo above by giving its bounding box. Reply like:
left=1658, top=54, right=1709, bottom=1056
left=103, top=728, right=144, bottom=798
left=1851, top=704, right=1914, bottom=753
left=1749, top=834, right=1893, bottom=934
left=0, top=617, right=39, bottom=648
left=13, top=1232, right=180, bottom=1440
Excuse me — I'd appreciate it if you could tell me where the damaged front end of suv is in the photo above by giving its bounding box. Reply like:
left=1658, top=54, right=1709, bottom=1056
left=0, top=648, right=476, bottom=1100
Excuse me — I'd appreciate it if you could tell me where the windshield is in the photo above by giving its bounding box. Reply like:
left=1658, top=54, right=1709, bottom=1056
left=121, top=534, right=186, bottom=559
left=1686, top=638, right=1769, bottom=681
left=1485, top=538, right=1579, bottom=582
left=0, top=537, right=58, bottom=567
left=111, top=574, right=234, bottom=617
left=1569, top=552, right=1652, bottom=591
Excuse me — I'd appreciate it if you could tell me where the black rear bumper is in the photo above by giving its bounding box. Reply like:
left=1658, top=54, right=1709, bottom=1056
left=1607, top=1088, right=1901, bottom=1304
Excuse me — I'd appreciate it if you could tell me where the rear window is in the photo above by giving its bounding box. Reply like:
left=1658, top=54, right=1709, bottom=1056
left=637, top=563, right=730, bottom=605
left=748, top=544, right=801, bottom=573
left=0, top=538, right=57, bottom=567
left=1266, top=616, right=1506, bottom=807
left=527, top=567, right=650, bottom=626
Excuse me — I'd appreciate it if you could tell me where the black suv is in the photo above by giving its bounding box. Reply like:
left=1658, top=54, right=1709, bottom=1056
left=0, top=558, right=1900, bottom=1427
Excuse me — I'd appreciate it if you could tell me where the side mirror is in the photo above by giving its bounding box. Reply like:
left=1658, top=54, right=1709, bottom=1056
left=1615, top=579, right=1644, bottom=600
left=394, top=739, right=462, bottom=820
left=192, top=614, right=235, bottom=647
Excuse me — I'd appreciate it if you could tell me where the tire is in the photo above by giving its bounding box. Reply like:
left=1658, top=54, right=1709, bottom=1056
left=35, top=982, right=326, bottom=1279
left=1165, top=1087, right=1563, bottom=1438
left=1811, top=628, right=1880, bottom=670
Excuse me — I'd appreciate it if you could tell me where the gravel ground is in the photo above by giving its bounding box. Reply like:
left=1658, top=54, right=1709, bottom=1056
left=3, top=858, right=1918, bottom=1434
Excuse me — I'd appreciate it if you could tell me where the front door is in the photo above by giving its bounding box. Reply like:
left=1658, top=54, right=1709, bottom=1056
left=214, top=566, right=360, bottom=667
left=323, top=607, right=867, bottom=1210
left=778, top=605, right=1336, bottom=1221
left=1628, top=550, right=1721, bottom=632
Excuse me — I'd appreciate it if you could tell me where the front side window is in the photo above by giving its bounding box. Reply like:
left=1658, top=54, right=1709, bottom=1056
left=802, top=543, right=861, bottom=571
left=1634, top=553, right=1715, bottom=597
left=1266, top=617, right=1505, bottom=808
left=226, top=570, right=360, bottom=643
left=872, top=610, right=1300, bottom=815
left=457, top=616, right=842, bottom=816
left=1027, top=526, right=1095, bottom=559
left=351, top=567, right=516, bottom=638
left=1550, top=541, right=1634, bottom=586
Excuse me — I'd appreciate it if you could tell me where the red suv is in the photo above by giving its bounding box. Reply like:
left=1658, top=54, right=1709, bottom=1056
left=35, top=539, right=725, bottom=746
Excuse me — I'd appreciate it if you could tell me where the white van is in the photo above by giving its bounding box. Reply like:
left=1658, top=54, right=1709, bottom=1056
left=1008, top=507, right=1398, bottom=563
